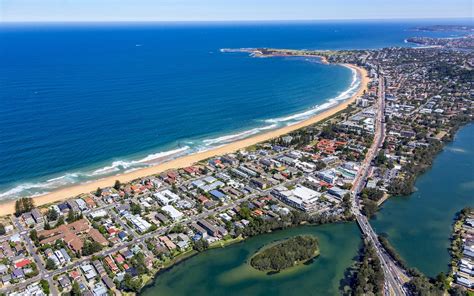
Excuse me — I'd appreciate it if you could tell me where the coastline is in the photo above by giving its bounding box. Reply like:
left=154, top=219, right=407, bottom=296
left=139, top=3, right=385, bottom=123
left=0, top=64, right=368, bottom=216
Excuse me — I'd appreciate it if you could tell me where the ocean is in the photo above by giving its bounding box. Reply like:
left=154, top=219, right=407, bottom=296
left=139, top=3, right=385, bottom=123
left=0, top=19, right=468, bottom=200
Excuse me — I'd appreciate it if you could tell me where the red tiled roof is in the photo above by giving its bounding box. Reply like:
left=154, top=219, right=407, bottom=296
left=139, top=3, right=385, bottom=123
left=14, top=259, right=31, bottom=268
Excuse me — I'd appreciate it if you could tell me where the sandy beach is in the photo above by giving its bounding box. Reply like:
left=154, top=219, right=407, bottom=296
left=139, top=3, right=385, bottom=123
left=0, top=64, right=368, bottom=216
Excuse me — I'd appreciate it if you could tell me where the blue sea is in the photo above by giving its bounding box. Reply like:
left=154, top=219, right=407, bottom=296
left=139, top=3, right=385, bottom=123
left=0, top=19, right=469, bottom=200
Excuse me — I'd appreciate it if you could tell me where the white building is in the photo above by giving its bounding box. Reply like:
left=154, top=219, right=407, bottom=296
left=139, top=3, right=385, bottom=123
left=81, top=264, right=97, bottom=281
left=75, top=199, right=89, bottom=211
left=162, top=205, right=184, bottom=221
left=90, top=209, right=108, bottom=219
left=124, top=213, right=152, bottom=233
left=154, top=189, right=180, bottom=205
left=271, top=185, right=321, bottom=212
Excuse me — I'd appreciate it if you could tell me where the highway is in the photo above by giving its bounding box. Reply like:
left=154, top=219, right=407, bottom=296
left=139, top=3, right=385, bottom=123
left=350, top=75, right=410, bottom=296
left=2, top=73, right=410, bottom=295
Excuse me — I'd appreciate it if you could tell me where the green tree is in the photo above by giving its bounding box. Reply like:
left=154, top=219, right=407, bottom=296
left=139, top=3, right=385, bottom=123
left=82, top=241, right=103, bottom=256
left=56, top=216, right=65, bottom=226
left=130, top=202, right=142, bottom=215
left=47, top=209, right=59, bottom=221
left=45, top=258, right=56, bottom=270
left=362, top=199, right=378, bottom=218
left=39, top=279, right=50, bottom=294
left=14, top=197, right=35, bottom=216
left=95, top=187, right=103, bottom=197
left=193, top=239, right=209, bottom=252
left=29, top=229, right=38, bottom=244
left=114, top=180, right=121, bottom=190
left=67, top=210, right=77, bottom=223
left=71, top=281, right=81, bottom=296
left=360, top=188, right=384, bottom=202
left=121, top=273, right=142, bottom=292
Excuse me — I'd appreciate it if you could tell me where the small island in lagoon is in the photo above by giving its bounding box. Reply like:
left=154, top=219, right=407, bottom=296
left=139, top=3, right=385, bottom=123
left=249, top=235, right=320, bottom=273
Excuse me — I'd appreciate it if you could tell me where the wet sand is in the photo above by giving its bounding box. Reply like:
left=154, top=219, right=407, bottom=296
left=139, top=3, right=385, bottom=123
left=0, top=64, right=369, bottom=216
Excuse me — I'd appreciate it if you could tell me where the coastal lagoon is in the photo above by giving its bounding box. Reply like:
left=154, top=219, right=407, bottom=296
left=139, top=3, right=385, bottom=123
left=141, top=223, right=361, bottom=296
left=372, top=123, right=474, bottom=277
left=141, top=124, right=474, bottom=295
left=0, top=20, right=466, bottom=200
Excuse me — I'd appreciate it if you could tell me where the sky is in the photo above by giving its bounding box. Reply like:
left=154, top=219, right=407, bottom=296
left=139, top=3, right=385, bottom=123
left=0, top=0, right=472, bottom=22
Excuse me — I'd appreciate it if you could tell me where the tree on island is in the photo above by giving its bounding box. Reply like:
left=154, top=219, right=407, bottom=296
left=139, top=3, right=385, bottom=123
left=250, top=235, right=319, bottom=272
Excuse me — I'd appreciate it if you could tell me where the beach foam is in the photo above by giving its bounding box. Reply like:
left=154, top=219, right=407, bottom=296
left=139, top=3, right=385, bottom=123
left=0, top=64, right=361, bottom=201
left=202, top=124, right=278, bottom=146
left=264, top=66, right=359, bottom=125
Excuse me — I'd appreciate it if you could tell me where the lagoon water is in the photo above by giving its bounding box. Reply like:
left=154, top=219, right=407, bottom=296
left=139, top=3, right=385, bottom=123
left=141, top=124, right=474, bottom=295
left=141, top=223, right=361, bottom=296
left=1, top=19, right=472, bottom=295
left=0, top=20, right=465, bottom=199
left=372, top=124, right=474, bottom=277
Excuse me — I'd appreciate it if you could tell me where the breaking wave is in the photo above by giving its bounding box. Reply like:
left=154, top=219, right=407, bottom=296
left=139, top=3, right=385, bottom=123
left=264, top=66, right=359, bottom=125
left=0, top=65, right=361, bottom=201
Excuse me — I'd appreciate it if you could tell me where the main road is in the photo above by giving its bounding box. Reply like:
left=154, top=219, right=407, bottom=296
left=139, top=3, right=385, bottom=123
left=351, top=74, right=410, bottom=296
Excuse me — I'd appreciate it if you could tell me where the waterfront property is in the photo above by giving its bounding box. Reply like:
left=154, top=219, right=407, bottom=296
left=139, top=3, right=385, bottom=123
left=0, top=30, right=472, bottom=295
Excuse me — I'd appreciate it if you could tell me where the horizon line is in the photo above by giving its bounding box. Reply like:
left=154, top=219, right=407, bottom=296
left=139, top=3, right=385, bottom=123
left=1, top=16, right=473, bottom=24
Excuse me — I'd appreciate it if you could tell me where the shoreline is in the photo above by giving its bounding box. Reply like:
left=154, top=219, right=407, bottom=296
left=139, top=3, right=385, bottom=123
left=0, top=64, right=368, bottom=216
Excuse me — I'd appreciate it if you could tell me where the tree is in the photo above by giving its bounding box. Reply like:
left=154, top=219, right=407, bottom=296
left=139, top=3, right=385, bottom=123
left=130, top=252, right=147, bottom=276
left=375, top=150, right=388, bottom=166
left=121, top=273, right=142, bottom=292
left=67, top=210, right=78, bottom=223
left=47, top=209, right=59, bottom=221
left=250, top=235, right=319, bottom=272
left=360, top=188, right=384, bottom=202
left=30, top=229, right=38, bottom=244
left=320, top=124, right=337, bottom=139
left=238, top=204, right=252, bottom=220
left=315, top=161, right=327, bottom=171
left=168, top=223, right=184, bottom=234
left=341, top=240, right=385, bottom=295
left=71, top=281, right=81, bottom=296
left=56, top=216, right=65, bottom=226
left=14, top=197, right=35, bottom=216
left=0, top=224, right=5, bottom=236
left=95, top=187, right=103, bottom=197
left=362, top=200, right=378, bottom=218
left=39, top=279, right=50, bottom=294
left=341, top=194, right=353, bottom=219
left=130, top=202, right=141, bottom=215
left=45, top=258, right=56, bottom=270
left=82, top=241, right=103, bottom=256
left=114, top=180, right=121, bottom=190
left=193, top=239, right=209, bottom=252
